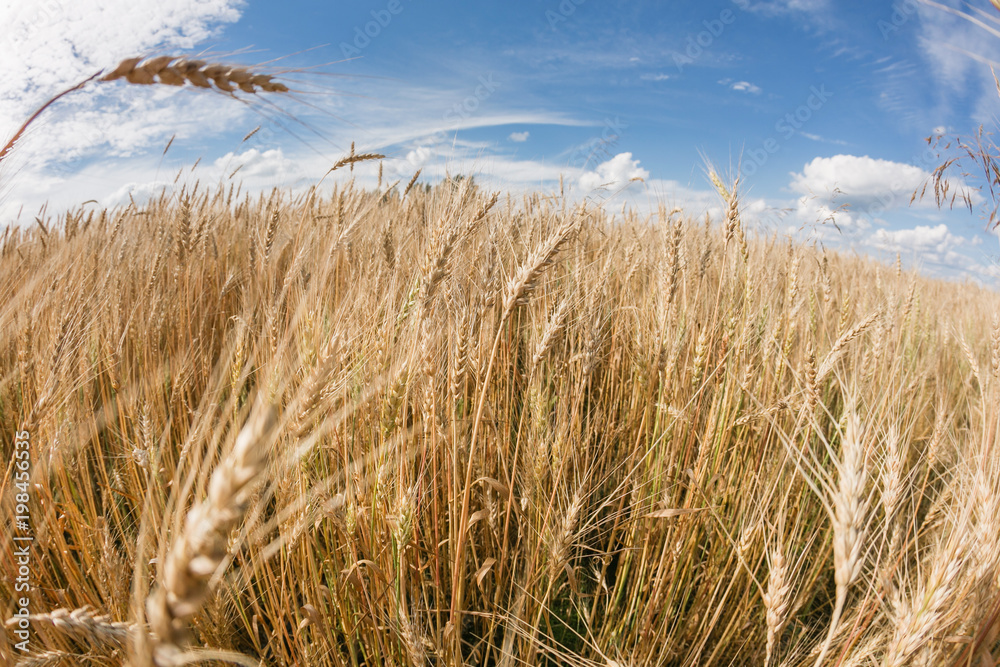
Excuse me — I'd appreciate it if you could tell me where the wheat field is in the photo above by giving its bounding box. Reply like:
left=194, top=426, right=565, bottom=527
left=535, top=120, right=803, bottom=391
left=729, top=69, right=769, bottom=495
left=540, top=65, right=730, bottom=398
left=2, top=59, right=1000, bottom=667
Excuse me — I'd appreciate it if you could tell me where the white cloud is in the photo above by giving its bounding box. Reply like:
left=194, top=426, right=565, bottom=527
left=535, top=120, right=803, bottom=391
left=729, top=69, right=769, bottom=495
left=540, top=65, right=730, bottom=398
left=640, top=73, right=672, bottom=82
left=790, top=154, right=928, bottom=204
left=579, top=153, right=649, bottom=193
left=865, top=223, right=1000, bottom=282
left=212, top=147, right=297, bottom=182
left=782, top=154, right=996, bottom=283
left=799, top=132, right=849, bottom=146
left=795, top=197, right=869, bottom=234
left=0, top=0, right=248, bottom=221
left=869, top=223, right=963, bottom=256
left=730, top=80, right=763, bottom=94
left=405, top=146, right=435, bottom=169
left=786, top=154, right=980, bottom=233
left=508, top=131, right=530, bottom=142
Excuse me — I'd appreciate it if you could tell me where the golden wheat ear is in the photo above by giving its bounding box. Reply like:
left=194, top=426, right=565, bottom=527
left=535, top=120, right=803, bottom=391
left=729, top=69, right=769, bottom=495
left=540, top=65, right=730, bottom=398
left=0, top=57, right=291, bottom=169
left=100, top=56, right=290, bottom=93
left=145, top=401, right=278, bottom=666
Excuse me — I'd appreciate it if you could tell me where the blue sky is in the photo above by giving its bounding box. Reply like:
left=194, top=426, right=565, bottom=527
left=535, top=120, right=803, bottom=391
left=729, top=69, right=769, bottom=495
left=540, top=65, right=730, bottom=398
left=3, top=0, right=1000, bottom=283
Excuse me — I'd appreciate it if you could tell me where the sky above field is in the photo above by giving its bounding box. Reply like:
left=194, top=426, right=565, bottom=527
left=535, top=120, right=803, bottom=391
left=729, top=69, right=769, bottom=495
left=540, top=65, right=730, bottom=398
left=2, top=0, right=1000, bottom=284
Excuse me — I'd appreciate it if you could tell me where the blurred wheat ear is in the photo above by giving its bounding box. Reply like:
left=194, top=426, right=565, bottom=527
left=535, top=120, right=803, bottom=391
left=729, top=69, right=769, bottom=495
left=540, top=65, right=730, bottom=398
left=0, top=56, right=292, bottom=170
left=143, top=401, right=278, bottom=667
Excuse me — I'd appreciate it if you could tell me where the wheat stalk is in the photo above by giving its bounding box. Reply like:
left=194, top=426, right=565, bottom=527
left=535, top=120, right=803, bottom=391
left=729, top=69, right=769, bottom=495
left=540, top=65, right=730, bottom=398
left=449, top=210, right=581, bottom=655
left=884, top=539, right=967, bottom=667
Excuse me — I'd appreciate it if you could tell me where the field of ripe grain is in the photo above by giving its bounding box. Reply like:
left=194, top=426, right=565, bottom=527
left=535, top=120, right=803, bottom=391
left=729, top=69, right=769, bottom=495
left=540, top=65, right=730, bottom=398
left=1, top=174, right=999, bottom=666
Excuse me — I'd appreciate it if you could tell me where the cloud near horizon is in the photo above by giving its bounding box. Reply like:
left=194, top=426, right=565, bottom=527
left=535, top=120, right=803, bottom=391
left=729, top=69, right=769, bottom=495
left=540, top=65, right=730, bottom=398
left=579, top=153, right=649, bottom=193
left=788, top=153, right=979, bottom=231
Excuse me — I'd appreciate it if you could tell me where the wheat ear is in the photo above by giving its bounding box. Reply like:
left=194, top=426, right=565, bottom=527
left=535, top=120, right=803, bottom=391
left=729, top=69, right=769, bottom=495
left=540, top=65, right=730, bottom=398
left=1, top=57, right=291, bottom=169
left=145, top=402, right=278, bottom=666
left=4, top=606, right=131, bottom=647
left=101, top=56, right=289, bottom=93
left=763, top=547, right=792, bottom=667
left=813, top=409, right=869, bottom=666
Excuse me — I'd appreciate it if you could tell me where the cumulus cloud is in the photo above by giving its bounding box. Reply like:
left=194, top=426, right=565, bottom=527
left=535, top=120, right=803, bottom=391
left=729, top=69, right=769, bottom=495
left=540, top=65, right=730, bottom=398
left=869, top=223, right=963, bottom=255
left=865, top=223, right=1000, bottom=281
left=786, top=158, right=995, bottom=282
left=579, top=153, right=649, bottom=192
left=794, top=198, right=868, bottom=234
left=213, top=147, right=298, bottom=182
left=405, top=146, right=435, bottom=168
left=790, top=155, right=926, bottom=202
left=508, top=131, right=529, bottom=142
left=788, top=154, right=978, bottom=231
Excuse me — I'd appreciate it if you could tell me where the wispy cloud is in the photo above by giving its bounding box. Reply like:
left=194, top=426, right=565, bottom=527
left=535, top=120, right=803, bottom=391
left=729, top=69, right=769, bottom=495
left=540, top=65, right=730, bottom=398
left=718, top=77, right=763, bottom=94
left=730, top=80, right=763, bottom=94
left=799, top=132, right=849, bottom=145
